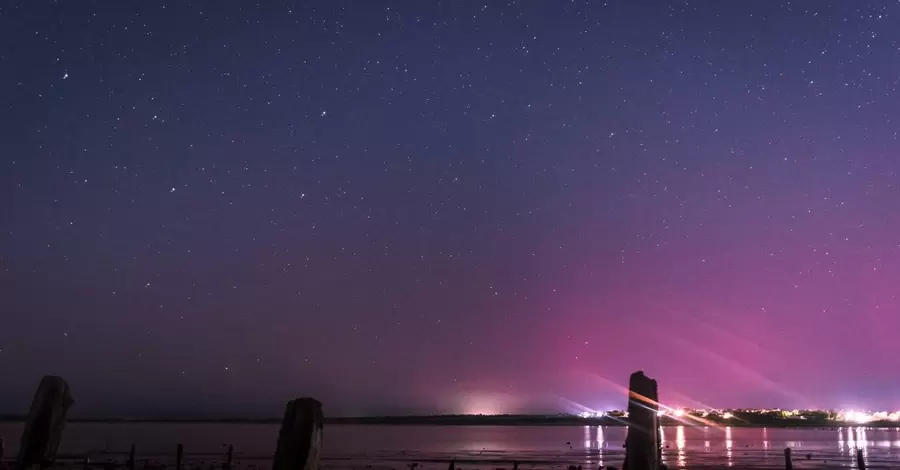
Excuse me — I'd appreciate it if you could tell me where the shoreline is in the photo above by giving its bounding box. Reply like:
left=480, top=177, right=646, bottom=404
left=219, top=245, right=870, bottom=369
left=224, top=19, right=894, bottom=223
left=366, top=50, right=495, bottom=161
left=0, top=415, right=896, bottom=428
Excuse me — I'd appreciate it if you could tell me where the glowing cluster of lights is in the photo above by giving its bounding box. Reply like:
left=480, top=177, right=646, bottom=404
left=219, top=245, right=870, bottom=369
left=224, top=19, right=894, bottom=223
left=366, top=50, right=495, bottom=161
left=571, top=407, right=900, bottom=423
left=838, top=410, right=900, bottom=424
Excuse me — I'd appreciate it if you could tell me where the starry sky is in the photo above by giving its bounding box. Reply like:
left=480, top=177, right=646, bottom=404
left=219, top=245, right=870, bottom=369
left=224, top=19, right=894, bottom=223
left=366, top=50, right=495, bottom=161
left=2, top=0, right=900, bottom=418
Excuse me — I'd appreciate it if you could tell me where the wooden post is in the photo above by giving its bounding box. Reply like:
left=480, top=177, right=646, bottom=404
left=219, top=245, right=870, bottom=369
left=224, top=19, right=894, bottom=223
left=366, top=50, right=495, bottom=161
left=448, top=460, right=455, bottom=470
left=1, top=437, right=5, bottom=462
left=82, top=456, right=90, bottom=470
left=856, top=449, right=866, bottom=470
left=176, top=444, right=183, bottom=470
left=17, top=375, right=74, bottom=470
left=783, top=448, right=792, bottom=470
left=224, top=444, right=234, bottom=470
left=272, top=398, right=324, bottom=470
left=623, top=371, right=660, bottom=470
left=513, top=462, right=518, bottom=470
left=128, top=444, right=136, bottom=470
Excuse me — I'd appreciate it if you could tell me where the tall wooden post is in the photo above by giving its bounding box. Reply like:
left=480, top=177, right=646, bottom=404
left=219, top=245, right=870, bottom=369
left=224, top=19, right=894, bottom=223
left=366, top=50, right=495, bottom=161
left=17, top=375, right=74, bottom=470
left=783, top=448, right=792, bottom=470
left=224, top=444, right=234, bottom=470
left=176, top=444, right=183, bottom=470
left=622, top=371, right=659, bottom=470
left=128, top=444, right=136, bottom=470
left=856, top=449, right=866, bottom=470
left=272, top=398, right=323, bottom=470
left=1, top=437, right=5, bottom=462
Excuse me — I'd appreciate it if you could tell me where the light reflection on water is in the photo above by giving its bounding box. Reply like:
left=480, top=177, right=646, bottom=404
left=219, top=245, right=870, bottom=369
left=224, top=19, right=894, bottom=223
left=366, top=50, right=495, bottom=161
left=581, top=426, right=605, bottom=467
left=675, top=425, right=686, bottom=468
left=725, top=426, right=733, bottom=467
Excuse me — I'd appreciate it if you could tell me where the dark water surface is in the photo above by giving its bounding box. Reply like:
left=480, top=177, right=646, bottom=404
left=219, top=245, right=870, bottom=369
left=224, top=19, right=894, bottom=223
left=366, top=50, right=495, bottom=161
left=1, top=423, right=898, bottom=469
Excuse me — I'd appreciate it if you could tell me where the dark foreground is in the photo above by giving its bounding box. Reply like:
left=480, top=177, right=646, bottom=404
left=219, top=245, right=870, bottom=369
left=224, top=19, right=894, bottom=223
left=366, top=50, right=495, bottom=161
left=1, top=423, right=897, bottom=469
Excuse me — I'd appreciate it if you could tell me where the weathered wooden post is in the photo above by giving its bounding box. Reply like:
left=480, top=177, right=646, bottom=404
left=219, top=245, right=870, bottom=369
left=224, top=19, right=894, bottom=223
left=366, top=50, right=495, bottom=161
left=622, top=371, right=660, bottom=470
left=856, top=449, right=866, bottom=470
left=176, top=444, right=183, bottom=470
left=1, top=437, right=5, bottom=462
left=224, top=444, right=234, bottom=470
left=272, top=398, right=324, bottom=470
left=448, top=460, right=455, bottom=470
left=783, top=448, right=792, bottom=470
left=128, top=444, right=136, bottom=470
left=17, top=375, right=74, bottom=470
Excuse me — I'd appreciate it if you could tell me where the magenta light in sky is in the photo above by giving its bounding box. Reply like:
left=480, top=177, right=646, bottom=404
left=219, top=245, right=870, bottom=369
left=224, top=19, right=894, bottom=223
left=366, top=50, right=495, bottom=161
left=3, top=1, right=900, bottom=417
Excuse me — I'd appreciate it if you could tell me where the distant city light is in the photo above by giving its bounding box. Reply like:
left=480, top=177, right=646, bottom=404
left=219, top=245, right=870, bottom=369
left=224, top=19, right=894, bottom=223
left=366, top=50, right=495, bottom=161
left=558, top=407, right=900, bottom=423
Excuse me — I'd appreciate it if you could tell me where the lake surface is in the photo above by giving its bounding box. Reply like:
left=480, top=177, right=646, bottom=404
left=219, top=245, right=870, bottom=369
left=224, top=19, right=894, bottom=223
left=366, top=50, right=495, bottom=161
left=1, top=423, right=899, bottom=469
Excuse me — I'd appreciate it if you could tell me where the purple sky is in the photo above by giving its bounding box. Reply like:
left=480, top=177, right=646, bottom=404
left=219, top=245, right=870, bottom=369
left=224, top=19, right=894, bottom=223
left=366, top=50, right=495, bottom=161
left=3, top=1, right=900, bottom=417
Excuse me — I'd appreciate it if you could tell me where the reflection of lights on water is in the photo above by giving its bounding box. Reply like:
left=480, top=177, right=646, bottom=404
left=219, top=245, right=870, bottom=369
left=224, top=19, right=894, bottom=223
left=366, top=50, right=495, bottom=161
left=582, top=426, right=604, bottom=467
left=857, top=427, right=869, bottom=456
left=725, top=426, right=733, bottom=467
left=676, top=425, right=686, bottom=468
left=658, top=426, right=666, bottom=465
left=845, top=427, right=856, bottom=451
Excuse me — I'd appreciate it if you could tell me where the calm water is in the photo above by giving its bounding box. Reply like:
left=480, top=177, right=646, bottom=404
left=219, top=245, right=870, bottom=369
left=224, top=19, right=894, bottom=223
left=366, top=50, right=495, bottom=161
left=1, top=423, right=899, bottom=469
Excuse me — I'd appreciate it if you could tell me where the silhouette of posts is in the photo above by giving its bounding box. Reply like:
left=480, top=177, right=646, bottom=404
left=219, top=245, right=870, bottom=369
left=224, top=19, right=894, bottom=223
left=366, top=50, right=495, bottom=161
left=783, top=448, right=792, bottom=470
left=176, top=444, right=183, bottom=470
left=856, top=449, right=866, bottom=470
left=128, top=444, right=136, bottom=470
left=272, top=398, right=324, bottom=470
left=622, top=371, right=660, bottom=470
left=224, top=444, right=234, bottom=470
left=17, top=375, right=74, bottom=470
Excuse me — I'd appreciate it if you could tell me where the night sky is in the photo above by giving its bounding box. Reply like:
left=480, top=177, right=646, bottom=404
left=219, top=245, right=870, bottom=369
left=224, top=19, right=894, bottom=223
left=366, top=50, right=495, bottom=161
left=2, top=1, right=900, bottom=417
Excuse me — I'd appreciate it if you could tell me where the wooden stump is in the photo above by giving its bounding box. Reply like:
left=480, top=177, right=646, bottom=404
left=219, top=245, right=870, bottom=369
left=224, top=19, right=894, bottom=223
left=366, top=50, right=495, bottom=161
left=128, top=444, right=135, bottom=470
left=16, top=376, right=74, bottom=470
left=622, top=371, right=659, bottom=470
left=272, top=398, right=324, bottom=470
left=224, top=444, right=234, bottom=470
